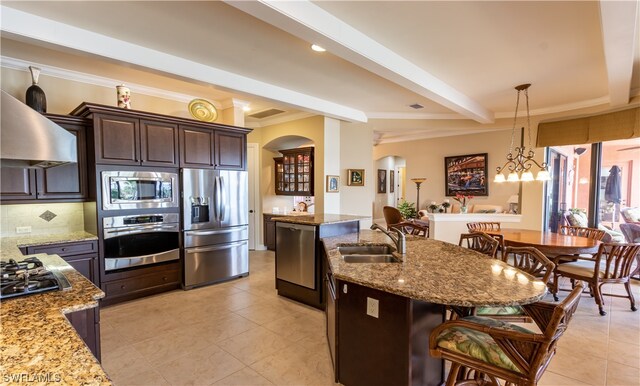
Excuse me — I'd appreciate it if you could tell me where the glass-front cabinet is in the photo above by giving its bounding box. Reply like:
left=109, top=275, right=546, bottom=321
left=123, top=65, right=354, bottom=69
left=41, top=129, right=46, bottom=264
left=274, top=147, right=314, bottom=196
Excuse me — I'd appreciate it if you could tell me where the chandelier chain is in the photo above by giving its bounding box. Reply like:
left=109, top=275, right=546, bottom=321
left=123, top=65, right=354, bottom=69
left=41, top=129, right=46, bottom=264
left=509, top=89, right=521, bottom=154
left=525, top=88, right=532, bottom=150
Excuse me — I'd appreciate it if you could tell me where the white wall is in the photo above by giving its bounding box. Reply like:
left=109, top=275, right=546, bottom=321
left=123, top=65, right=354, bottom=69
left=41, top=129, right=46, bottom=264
left=323, top=117, right=341, bottom=214
left=340, top=124, right=374, bottom=228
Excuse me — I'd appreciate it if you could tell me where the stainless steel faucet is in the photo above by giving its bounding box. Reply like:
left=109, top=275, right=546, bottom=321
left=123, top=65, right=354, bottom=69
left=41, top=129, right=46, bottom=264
left=370, top=223, right=406, bottom=256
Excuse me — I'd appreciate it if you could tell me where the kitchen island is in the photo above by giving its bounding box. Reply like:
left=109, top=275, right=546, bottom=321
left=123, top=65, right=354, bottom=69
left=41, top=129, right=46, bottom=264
left=1, top=236, right=109, bottom=385
left=274, top=214, right=368, bottom=309
left=322, top=230, right=547, bottom=386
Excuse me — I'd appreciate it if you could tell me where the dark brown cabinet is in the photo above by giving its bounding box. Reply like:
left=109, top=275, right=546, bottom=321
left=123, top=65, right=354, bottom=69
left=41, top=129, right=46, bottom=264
left=92, top=114, right=179, bottom=167
left=275, top=147, right=314, bottom=196
left=26, top=240, right=99, bottom=287
left=0, top=168, right=36, bottom=200
left=0, top=115, right=88, bottom=203
left=215, top=130, right=246, bottom=170
left=179, top=125, right=215, bottom=168
left=263, top=213, right=280, bottom=251
left=330, top=279, right=444, bottom=386
left=66, top=306, right=101, bottom=361
left=140, top=120, right=179, bottom=167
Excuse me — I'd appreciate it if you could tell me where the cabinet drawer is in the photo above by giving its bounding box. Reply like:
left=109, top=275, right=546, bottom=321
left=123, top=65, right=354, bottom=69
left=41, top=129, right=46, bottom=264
left=104, top=269, right=179, bottom=297
left=27, top=240, right=98, bottom=257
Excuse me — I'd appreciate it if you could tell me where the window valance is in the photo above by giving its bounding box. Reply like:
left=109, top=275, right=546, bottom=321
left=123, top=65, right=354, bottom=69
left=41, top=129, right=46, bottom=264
left=536, top=106, right=639, bottom=147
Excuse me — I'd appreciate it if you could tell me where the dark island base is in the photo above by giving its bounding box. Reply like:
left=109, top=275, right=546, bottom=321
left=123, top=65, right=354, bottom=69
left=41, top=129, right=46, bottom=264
left=332, top=280, right=445, bottom=386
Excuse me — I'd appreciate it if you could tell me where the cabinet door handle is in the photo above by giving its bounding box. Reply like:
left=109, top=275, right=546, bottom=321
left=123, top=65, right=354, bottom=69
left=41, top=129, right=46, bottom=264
left=120, top=285, right=126, bottom=289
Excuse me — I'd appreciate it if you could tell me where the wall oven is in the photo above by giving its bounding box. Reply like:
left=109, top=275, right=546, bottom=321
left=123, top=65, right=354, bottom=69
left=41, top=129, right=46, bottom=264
left=101, top=171, right=179, bottom=210
left=103, top=213, right=180, bottom=271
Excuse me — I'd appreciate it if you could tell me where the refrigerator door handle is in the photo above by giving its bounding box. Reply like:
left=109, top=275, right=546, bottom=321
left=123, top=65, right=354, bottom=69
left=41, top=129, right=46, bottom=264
left=219, top=175, right=227, bottom=222
left=185, top=228, right=246, bottom=236
left=186, top=241, right=247, bottom=254
left=213, top=176, right=222, bottom=222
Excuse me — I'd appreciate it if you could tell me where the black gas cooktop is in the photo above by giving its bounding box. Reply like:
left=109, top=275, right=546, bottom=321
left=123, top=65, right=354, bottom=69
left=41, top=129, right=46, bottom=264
left=0, top=257, right=64, bottom=300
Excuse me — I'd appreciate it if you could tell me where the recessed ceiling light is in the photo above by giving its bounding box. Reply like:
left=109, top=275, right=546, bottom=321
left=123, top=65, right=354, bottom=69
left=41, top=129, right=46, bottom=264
left=311, top=44, right=326, bottom=52
left=242, top=106, right=251, bottom=112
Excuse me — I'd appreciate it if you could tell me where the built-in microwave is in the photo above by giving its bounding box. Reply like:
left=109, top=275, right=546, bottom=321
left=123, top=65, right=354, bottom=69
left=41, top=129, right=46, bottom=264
left=101, top=171, right=179, bottom=210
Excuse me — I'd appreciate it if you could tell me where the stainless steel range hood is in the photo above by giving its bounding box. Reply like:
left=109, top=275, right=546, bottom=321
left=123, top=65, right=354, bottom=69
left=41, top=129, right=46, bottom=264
left=1, top=90, right=77, bottom=168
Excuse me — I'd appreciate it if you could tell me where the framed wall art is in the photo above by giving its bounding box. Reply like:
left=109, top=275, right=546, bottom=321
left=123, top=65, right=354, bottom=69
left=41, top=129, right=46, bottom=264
left=377, top=169, right=387, bottom=194
left=444, top=153, right=489, bottom=196
left=347, top=169, right=365, bottom=186
left=390, top=170, right=395, bottom=193
left=326, top=175, right=339, bottom=192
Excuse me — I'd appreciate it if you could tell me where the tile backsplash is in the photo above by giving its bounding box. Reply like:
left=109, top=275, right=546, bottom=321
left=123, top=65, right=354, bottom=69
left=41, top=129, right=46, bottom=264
left=0, top=203, right=85, bottom=237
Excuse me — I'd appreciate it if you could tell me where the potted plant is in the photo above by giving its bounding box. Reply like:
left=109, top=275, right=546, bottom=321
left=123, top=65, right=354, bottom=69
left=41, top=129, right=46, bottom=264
left=397, top=200, right=417, bottom=219
left=453, top=193, right=474, bottom=213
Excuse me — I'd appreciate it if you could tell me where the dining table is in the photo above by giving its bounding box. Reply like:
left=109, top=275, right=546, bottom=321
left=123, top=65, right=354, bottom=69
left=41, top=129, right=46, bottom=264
left=483, top=228, right=602, bottom=258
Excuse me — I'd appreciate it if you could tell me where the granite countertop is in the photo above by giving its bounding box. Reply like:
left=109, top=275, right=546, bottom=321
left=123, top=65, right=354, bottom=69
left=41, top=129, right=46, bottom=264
left=0, top=235, right=110, bottom=385
left=275, top=214, right=369, bottom=225
left=323, top=230, right=547, bottom=307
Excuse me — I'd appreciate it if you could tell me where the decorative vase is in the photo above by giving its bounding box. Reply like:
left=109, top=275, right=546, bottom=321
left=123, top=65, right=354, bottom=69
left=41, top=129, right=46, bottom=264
left=116, top=84, right=131, bottom=109
left=460, top=206, right=468, bottom=214
left=25, top=66, right=47, bottom=113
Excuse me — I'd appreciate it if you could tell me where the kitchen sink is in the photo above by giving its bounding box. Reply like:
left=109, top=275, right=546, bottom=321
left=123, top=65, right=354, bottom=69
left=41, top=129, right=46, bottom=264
left=337, top=244, right=400, bottom=263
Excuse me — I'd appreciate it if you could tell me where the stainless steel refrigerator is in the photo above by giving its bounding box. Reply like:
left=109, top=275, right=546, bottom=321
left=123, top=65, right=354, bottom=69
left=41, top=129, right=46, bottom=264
left=182, top=168, right=249, bottom=289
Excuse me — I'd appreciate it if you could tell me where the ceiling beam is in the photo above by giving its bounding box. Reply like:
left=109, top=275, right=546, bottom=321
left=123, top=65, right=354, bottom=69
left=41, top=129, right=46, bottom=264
left=599, top=0, right=639, bottom=106
left=0, top=6, right=367, bottom=123
left=226, top=0, right=494, bottom=124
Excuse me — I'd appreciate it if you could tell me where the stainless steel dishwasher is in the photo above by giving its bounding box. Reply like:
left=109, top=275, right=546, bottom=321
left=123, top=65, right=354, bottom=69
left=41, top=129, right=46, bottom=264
left=276, top=222, right=316, bottom=289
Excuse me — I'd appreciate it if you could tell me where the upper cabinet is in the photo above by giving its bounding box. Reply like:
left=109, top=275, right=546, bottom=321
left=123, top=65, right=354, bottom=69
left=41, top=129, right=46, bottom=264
left=71, top=103, right=250, bottom=170
left=0, top=114, right=89, bottom=203
left=275, top=147, right=314, bottom=196
left=215, top=130, right=246, bottom=170
left=91, top=114, right=179, bottom=167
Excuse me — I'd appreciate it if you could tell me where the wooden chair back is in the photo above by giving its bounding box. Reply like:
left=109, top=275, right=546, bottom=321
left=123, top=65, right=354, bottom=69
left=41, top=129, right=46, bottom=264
left=383, top=206, right=404, bottom=227
left=459, top=232, right=499, bottom=258
left=503, top=246, right=555, bottom=284
left=559, top=225, right=606, bottom=241
left=594, top=243, right=640, bottom=280
left=467, top=222, right=501, bottom=231
left=523, top=283, right=583, bottom=372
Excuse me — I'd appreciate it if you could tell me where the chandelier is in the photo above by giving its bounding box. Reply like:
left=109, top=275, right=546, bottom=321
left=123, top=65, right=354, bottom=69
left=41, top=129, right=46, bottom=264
left=494, top=84, right=550, bottom=183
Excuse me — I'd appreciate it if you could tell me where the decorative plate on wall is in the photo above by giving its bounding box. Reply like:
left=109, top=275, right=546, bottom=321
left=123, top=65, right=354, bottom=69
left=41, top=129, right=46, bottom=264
left=188, top=98, right=218, bottom=122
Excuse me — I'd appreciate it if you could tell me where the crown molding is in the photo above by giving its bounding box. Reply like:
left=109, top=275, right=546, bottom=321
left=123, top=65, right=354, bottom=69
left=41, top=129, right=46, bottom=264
left=0, top=55, right=224, bottom=109
left=375, top=128, right=507, bottom=145
left=220, top=98, right=250, bottom=110
left=245, top=111, right=316, bottom=129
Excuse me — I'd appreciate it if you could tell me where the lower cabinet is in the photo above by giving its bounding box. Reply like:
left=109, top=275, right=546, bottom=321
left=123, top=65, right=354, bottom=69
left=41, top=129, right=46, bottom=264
left=26, top=240, right=99, bottom=287
left=263, top=214, right=279, bottom=251
left=329, top=279, right=445, bottom=386
left=101, top=261, right=181, bottom=306
left=66, top=306, right=101, bottom=361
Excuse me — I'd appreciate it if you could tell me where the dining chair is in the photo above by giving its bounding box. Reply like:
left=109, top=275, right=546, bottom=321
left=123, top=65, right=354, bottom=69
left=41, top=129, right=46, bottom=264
left=475, top=246, right=555, bottom=322
left=382, top=206, right=429, bottom=237
left=467, top=222, right=501, bottom=231
left=468, top=222, right=504, bottom=257
left=552, top=242, right=640, bottom=315
left=558, top=225, right=606, bottom=241
left=458, top=232, right=499, bottom=258
left=430, top=283, right=583, bottom=386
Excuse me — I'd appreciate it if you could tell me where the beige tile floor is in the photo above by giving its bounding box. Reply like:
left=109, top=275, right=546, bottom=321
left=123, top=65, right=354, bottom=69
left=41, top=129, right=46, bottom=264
left=101, top=250, right=640, bottom=386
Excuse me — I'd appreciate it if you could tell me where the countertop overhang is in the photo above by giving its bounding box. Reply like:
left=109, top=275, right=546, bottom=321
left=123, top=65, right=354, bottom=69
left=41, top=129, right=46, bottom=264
left=322, top=230, right=547, bottom=307
left=274, top=214, right=369, bottom=226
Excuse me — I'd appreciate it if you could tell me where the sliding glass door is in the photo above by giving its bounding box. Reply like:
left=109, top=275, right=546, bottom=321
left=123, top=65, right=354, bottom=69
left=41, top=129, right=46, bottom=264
left=544, top=138, right=639, bottom=238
